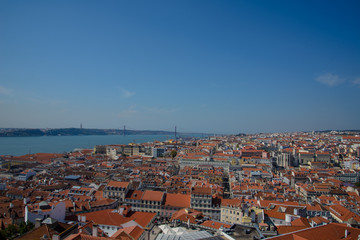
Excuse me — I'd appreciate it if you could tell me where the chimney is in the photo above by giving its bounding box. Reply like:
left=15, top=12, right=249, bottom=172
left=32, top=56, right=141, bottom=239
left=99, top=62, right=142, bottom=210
left=119, top=207, right=125, bottom=216
left=35, top=218, right=42, bottom=228
left=92, top=224, right=98, bottom=237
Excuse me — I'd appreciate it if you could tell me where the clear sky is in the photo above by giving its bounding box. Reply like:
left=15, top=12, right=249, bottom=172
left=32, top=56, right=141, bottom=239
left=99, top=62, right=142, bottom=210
left=0, top=0, right=359, bottom=134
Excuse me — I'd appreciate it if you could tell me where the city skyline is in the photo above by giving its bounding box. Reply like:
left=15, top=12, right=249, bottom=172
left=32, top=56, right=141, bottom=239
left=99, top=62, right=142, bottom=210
left=1, top=1, right=360, bottom=134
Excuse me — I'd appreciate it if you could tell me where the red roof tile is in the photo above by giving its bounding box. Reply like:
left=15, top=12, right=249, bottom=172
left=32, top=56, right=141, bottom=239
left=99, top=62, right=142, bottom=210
left=268, top=223, right=360, bottom=240
left=142, top=190, right=164, bottom=202
left=107, top=181, right=129, bottom=188
left=164, top=193, right=190, bottom=208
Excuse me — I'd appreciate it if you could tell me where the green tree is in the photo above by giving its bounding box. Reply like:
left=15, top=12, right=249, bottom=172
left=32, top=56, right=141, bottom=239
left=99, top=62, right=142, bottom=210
left=8, top=221, right=35, bottom=239
left=170, top=150, right=177, bottom=159
left=19, top=222, right=27, bottom=235
left=26, top=221, right=34, bottom=233
left=18, top=221, right=34, bottom=235
left=3, top=224, right=18, bottom=239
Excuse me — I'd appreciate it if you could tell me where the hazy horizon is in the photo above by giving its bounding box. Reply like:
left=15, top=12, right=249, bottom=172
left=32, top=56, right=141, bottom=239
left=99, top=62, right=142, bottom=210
left=1, top=126, right=359, bottom=136
left=1, top=1, right=359, bottom=134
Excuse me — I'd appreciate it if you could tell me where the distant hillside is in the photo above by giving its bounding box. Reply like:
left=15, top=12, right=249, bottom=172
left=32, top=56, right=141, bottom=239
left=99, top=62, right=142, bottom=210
left=236, top=133, right=247, bottom=136
left=0, top=128, right=174, bottom=137
left=314, top=129, right=360, bottom=133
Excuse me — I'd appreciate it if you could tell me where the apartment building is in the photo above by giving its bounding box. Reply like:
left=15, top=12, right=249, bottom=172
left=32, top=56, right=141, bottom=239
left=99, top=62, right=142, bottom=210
left=125, top=191, right=191, bottom=218
left=190, top=187, right=221, bottom=221
left=103, top=181, right=130, bottom=203
left=139, top=190, right=165, bottom=216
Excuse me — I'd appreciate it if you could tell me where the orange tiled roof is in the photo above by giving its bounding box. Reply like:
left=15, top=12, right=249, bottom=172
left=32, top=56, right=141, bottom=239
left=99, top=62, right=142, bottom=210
left=276, top=226, right=309, bottom=235
left=76, top=209, right=128, bottom=226
left=164, top=193, right=190, bottom=208
left=17, top=222, right=73, bottom=240
left=65, top=233, right=122, bottom=240
left=268, top=223, right=360, bottom=240
left=264, top=210, right=286, bottom=220
left=107, top=181, right=129, bottom=188
left=192, top=187, right=212, bottom=195
left=141, top=190, right=164, bottom=202
left=127, top=211, right=156, bottom=228
left=291, top=217, right=311, bottom=227
left=111, top=225, right=144, bottom=239
left=171, top=208, right=202, bottom=223
left=326, top=204, right=360, bottom=222
left=200, top=220, right=231, bottom=230
left=221, top=198, right=241, bottom=207
left=126, top=190, right=143, bottom=200
left=309, top=216, right=330, bottom=225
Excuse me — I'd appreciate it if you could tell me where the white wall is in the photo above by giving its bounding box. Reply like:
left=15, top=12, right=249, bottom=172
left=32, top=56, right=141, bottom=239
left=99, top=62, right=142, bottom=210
left=50, top=202, right=66, bottom=222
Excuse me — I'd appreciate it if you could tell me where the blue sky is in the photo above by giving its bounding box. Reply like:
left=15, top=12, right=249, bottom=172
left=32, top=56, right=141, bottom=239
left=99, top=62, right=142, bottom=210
left=0, top=0, right=359, bottom=134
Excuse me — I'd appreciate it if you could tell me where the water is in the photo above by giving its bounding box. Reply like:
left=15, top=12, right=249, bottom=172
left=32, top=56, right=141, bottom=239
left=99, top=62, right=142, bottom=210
left=0, top=134, right=181, bottom=156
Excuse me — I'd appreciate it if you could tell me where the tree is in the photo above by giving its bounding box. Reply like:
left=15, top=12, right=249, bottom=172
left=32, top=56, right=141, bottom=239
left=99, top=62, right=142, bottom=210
left=3, top=224, right=18, bottom=239
left=19, top=221, right=34, bottom=235
left=1, top=221, right=34, bottom=240
left=170, top=150, right=177, bottom=159
left=19, top=222, right=26, bottom=235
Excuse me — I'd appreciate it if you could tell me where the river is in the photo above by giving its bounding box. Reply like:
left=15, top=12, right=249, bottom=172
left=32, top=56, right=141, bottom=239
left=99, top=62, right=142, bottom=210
left=0, top=134, right=189, bottom=156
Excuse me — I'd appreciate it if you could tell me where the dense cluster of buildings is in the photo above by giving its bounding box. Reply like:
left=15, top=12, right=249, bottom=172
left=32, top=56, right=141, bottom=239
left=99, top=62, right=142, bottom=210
left=1, top=131, right=360, bottom=239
